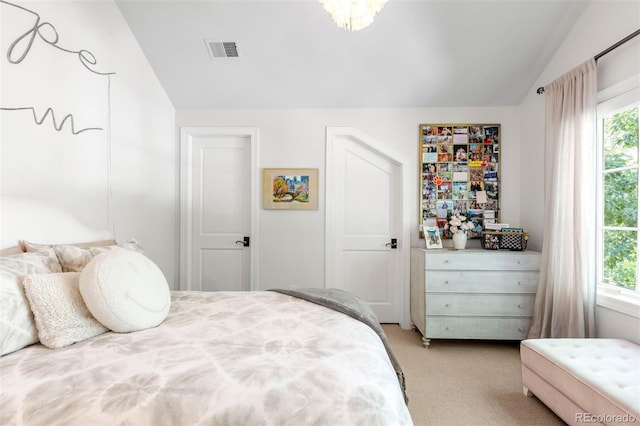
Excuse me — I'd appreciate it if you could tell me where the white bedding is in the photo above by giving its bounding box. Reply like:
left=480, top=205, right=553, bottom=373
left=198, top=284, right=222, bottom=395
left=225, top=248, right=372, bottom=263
left=1, top=291, right=413, bottom=425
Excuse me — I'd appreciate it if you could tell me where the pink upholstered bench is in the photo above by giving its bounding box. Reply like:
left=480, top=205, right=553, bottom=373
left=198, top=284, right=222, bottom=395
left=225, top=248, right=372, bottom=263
left=521, top=339, right=640, bottom=425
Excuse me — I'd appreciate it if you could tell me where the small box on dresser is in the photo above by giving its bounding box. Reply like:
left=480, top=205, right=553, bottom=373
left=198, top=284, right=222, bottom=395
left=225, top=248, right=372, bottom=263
left=410, top=248, right=541, bottom=348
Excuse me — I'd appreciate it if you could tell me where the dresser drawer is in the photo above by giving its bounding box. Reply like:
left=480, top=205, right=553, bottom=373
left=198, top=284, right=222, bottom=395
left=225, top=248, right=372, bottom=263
left=426, top=293, right=535, bottom=316
left=425, top=316, right=531, bottom=339
left=410, top=248, right=541, bottom=346
left=426, top=270, right=539, bottom=293
left=425, top=250, right=541, bottom=271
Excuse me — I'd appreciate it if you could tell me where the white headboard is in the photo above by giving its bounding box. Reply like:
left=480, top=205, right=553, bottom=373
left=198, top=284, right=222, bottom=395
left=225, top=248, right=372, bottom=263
left=1, top=197, right=112, bottom=249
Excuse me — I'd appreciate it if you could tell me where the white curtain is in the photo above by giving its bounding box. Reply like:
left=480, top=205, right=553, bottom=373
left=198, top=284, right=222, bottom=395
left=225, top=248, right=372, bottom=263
left=528, top=59, right=598, bottom=339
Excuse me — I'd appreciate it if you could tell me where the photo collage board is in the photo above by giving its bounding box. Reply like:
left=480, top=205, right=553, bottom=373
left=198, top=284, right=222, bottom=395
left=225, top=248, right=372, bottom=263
left=419, top=123, right=501, bottom=239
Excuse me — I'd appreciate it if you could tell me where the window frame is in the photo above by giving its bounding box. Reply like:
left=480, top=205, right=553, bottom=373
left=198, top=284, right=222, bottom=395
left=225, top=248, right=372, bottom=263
left=596, top=76, right=640, bottom=318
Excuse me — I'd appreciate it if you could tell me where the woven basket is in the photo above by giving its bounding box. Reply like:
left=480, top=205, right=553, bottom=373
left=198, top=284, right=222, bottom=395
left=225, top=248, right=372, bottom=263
left=480, top=231, right=529, bottom=251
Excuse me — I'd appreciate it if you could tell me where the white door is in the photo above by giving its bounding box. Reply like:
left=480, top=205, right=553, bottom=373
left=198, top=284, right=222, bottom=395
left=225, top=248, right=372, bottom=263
left=180, top=127, right=258, bottom=292
left=326, top=129, right=403, bottom=323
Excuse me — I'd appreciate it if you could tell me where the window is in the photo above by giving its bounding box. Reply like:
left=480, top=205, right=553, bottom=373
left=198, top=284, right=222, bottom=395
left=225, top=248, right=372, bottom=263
left=597, top=83, right=640, bottom=316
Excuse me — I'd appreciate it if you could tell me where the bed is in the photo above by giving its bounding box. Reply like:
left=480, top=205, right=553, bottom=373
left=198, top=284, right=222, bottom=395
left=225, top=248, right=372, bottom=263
left=0, top=197, right=412, bottom=425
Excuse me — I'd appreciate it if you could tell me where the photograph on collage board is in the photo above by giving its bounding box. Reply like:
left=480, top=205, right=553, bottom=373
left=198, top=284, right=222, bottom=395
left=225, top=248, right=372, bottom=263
left=419, top=123, right=500, bottom=239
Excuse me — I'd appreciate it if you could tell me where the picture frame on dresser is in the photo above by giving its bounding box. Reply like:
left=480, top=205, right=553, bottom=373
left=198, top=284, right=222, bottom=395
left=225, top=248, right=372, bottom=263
left=423, top=226, right=443, bottom=249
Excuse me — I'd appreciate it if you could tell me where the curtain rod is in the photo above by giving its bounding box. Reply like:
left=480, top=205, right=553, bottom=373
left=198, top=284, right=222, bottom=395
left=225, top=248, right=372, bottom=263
left=536, top=28, right=640, bottom=95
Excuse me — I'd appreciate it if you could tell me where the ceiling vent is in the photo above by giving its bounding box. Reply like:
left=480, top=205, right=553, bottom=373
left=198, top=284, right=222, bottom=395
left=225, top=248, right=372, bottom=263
left=205, top=40, right=240, bottom=59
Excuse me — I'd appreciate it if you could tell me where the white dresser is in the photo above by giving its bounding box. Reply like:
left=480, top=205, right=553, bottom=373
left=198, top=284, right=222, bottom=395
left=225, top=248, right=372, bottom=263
left=410, top=248, right=541, bottom=347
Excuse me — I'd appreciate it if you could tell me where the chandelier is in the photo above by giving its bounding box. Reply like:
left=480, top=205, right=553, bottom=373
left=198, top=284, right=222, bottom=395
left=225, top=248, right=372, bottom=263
left=319, top=0, right=388, bottom=31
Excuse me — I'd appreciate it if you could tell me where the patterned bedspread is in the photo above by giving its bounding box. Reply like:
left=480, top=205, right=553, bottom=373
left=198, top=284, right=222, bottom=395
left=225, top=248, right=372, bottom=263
left=0, top=291, right=413, bottom=426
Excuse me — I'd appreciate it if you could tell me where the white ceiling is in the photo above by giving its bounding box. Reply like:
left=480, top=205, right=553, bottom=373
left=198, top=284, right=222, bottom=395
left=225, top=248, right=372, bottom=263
left=115, top=0, right=590, bottom=109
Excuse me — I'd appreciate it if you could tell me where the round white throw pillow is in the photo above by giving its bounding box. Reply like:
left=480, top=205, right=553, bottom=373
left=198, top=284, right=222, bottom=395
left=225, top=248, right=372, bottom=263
left=79, top=248, right=170, bottom=333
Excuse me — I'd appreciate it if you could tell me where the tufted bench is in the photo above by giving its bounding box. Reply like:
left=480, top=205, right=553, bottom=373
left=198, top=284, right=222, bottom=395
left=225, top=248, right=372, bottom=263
left=521, top=339, right=640, bottom=425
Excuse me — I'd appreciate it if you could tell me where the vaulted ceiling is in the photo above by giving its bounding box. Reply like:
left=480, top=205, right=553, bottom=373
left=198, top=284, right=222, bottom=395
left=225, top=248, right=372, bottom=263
left=116, top=0, right=590, bottom=109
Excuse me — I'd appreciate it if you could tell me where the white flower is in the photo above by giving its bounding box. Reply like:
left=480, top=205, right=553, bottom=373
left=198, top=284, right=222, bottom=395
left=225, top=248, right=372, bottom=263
left=448, top=213, right=473, bottom=235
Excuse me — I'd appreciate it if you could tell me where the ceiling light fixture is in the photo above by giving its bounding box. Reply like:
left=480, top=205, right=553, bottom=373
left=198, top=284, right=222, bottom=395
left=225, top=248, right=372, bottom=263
left=319, top=0, right=388, bottom=31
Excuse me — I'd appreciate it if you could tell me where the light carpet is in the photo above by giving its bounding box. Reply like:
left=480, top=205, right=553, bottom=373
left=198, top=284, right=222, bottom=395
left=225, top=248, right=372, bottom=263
left=382, top=325, right=565, bottom=426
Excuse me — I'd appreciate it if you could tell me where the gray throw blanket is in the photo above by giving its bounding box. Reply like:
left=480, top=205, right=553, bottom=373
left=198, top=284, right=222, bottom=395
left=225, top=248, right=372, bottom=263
left=269, top=288, right=408, bottom=404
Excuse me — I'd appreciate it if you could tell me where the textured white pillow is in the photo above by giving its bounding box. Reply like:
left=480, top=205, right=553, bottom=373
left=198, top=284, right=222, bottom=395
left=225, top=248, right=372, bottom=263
left=0, top=247, right=62, bottom=356
left=79, top=248, right=170, bottom=333
left=53, top=238, right=144, bottom=272
left=23, top=272, right=108, bottom=349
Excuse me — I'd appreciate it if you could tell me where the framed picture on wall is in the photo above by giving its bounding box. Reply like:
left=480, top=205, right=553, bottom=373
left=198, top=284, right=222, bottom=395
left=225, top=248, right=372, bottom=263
left=419, top=123, right=501, bottom=238
left=262, top=168, right=319, bottom=210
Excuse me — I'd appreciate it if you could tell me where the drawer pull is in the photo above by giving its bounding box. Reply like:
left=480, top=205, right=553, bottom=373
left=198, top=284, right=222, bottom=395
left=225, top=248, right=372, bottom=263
left=517, top=304, right=523, bottom=308
left=444, top=280, right=449, bottom=285
left=518, top=327, right=524, bottom=332
left=444, top=260, right=450, bottom=264
left=517, top=281, right=522, bottom=286
left=445, top=304, right=450, bottom=308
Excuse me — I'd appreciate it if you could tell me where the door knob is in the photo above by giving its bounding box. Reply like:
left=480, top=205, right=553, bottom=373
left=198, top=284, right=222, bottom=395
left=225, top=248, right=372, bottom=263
left=235, top=236, right=250, bottom=247
left=385, top=238, right=398, bottom=249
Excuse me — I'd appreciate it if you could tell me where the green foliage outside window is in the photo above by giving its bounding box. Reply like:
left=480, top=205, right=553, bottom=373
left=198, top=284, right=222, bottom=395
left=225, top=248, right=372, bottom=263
left=602, top=106, right=638, bottom=291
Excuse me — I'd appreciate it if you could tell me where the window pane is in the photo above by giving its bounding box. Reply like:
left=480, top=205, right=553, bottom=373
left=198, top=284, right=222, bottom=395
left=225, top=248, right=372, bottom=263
left=603, top=169, right=638, bottom=227
left=603, top=106, right=638, bottom=170
left=603, top=229, right=637, bottom=291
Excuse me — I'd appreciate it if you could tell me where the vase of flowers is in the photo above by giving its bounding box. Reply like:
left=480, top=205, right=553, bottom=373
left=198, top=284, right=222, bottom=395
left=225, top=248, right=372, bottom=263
left=445, top=213, right=472, bottom=250
left=452, top=230, right=467, bottom=250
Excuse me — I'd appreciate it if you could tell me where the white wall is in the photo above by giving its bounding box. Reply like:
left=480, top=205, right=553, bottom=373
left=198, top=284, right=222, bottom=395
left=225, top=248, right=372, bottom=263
left=177, top=107, right=521, bottom=291
left=519, top=0, right=640, bottom=343
left=0, top=1, right=177, bottom=287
